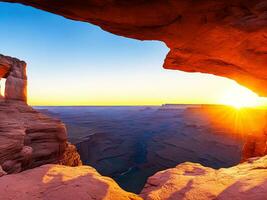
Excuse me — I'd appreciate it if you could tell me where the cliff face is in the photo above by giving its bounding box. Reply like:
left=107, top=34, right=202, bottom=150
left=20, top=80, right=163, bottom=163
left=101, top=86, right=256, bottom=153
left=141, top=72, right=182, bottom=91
left=0, top=55, right=81, bottom=175
left=1, top=0, right=267, bottom=96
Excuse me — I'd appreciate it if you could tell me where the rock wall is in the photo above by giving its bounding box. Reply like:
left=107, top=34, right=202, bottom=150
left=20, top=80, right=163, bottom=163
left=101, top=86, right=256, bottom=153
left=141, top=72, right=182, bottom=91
left=0, top=101, right=82, bottom=174
left=1, top=0, right=267, bottom=96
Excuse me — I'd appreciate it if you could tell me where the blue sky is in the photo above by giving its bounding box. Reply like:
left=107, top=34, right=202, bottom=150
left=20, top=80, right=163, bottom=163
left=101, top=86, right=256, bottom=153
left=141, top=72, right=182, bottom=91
left=0, top=2, right=263, bottom=106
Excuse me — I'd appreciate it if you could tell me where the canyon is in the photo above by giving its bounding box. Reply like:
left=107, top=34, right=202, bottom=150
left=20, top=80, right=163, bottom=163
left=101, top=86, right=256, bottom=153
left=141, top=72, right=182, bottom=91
left=38, top=105, right=244, bottom=193
left=1, top=0, right=267, bottom=199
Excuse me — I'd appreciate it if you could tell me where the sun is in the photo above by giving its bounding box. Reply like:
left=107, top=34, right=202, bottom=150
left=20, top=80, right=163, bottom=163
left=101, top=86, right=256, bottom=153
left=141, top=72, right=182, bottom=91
left=218, top=84, right=262, bottom=109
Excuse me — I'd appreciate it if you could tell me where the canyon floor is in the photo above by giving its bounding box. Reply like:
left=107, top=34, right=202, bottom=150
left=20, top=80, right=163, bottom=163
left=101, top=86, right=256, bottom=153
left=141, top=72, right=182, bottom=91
left=37, top=105, right=247, bottom=193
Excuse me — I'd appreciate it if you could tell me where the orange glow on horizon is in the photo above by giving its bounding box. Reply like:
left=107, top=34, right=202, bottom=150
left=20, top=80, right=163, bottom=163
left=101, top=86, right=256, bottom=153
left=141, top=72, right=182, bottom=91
left=200, top=105, right=267, bottom=138
left=218, top=84, right=265, bottom=109
left=27, top=72, right=267, bottom=107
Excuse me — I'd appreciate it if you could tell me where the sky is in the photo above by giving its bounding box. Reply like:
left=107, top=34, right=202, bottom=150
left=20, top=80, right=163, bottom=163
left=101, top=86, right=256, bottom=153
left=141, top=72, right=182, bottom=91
left=0, top=2, right=266, bottom=106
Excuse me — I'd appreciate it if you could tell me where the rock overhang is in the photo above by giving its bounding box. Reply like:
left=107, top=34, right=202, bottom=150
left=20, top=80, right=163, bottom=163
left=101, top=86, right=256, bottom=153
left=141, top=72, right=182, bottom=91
left=1, top=0, right=267, bottom=95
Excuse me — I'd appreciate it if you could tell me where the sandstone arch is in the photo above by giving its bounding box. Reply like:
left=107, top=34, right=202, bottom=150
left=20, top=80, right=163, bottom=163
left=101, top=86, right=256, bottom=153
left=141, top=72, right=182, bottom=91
left=1, top=0, right=267, bottom=95
left=0, top=54, right=27, bottom=102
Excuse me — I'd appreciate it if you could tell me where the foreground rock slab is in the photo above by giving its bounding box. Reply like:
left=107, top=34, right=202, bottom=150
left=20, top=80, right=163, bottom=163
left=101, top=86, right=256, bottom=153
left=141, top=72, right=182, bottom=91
left=0, top=164, right=141, bottom=200
left=1, top=156, right=267, bottom=200
left=141, top=155, right=267, bottom=200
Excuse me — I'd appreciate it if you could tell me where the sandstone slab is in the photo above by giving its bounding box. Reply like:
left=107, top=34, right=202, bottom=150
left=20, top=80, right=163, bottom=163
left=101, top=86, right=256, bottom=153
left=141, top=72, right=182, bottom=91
left=0, top=164, right=141, bottom=200
left=141, top=155, right=267, bottom=200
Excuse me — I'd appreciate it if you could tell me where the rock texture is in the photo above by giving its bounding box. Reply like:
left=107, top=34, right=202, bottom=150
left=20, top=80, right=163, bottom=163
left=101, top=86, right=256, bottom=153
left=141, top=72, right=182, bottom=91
left=2, top=0, right=267, bottom=95
left=0, top=101, right=81, bottom=173
left=59, top=142, right=82, bottom=167
left=0, top=165, right=7, bottom=177
left=0, top=164, right=141, bottom=200
left=0, top=54, right=27, bottom=102
left=0, top=155, right=267, bottom=200
left=141, top=155, right=267, bottom=200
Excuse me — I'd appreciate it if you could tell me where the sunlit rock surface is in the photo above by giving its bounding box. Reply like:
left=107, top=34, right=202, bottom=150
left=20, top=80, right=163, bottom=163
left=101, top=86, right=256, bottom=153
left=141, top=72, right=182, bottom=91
left=141, top=155, right=267, bottom=200
left=0, top=54, right=27, bottom=102
left=0, top=156, right=267, bottom=200
left=2, top=0, right=267, bottom=95
left=59, top=142, right=82, bottom=167
left=0, top=164, right=141, bottom=200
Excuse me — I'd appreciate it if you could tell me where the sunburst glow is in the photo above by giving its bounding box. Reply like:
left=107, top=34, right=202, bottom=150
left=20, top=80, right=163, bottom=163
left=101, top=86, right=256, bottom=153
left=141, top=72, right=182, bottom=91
left=218, top=84, right=263, bottom=109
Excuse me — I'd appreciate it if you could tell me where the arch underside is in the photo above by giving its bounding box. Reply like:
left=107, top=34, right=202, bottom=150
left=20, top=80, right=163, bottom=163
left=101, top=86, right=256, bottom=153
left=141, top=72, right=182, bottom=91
left=1, top=0, right=267, bottom=95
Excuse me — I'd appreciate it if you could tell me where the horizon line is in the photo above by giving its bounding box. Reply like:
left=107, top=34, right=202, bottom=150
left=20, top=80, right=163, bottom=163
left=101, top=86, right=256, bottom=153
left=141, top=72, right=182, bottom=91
left=31, top=103, right=224, bottom=107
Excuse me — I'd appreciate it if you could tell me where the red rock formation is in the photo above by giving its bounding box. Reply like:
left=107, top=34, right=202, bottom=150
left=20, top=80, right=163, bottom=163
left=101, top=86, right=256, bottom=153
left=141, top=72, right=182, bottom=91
left=0, top=101, right=78, bottom=173
left=0, top=55, right=82, bottom=174
left=1, top=0, right=267, bottom=96
left=0, top=164, right=141, bottom=200
left=0, top=54, right=27, bottom=102
left=242, top=133, right=267, bottom=161
left=0, top=156, right=266, bottom=200
left=2, top=1, right=267, bottom=159
left=141, top=155, right=267, bottom=200
left=59, top=142, right=83, bottom=167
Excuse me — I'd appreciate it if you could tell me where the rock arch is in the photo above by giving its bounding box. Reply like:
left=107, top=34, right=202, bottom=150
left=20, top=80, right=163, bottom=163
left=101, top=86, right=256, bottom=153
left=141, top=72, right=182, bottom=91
left=1, top=0, right=267, bottom=96
left=0, top=54, right=27, bottom=102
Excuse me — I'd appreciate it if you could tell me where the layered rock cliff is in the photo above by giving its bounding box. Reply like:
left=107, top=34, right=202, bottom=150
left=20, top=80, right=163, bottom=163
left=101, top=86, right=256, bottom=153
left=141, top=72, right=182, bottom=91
left=0, top=55, right=81, bottom=175
left=1, top=0, right=267, bottom=96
